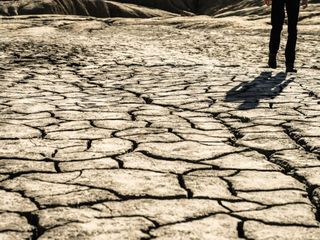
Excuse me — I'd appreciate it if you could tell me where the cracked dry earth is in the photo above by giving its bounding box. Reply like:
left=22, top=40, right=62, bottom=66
left=0, top=14, right=320, bottom=240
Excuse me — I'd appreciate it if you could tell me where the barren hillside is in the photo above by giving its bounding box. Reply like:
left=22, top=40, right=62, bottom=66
left=1, top=0, right=319, bottom=18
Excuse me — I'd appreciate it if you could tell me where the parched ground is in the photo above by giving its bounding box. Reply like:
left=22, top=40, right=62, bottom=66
left=0, top=9, right=320, bottom=240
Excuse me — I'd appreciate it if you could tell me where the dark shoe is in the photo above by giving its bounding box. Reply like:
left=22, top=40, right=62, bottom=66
left=286, top=67, right=297, bottom=73
left=268, top=53, right=277, bottom=69
left=286, top=63, right=297, bottom=73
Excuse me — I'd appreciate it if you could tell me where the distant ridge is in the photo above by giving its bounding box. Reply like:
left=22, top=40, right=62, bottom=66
left=0, top=0, right=177, bottom=17
left=1, top=0, right=319, bottom=17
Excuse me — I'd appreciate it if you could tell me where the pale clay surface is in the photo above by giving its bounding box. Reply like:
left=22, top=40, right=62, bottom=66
left=0, top=10, right=320, bottom=240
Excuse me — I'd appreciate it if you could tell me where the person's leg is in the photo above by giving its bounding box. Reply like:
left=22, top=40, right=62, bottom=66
left=269, top=0, right=286, bottom=68
left=285, top=0, right=300, bottom=71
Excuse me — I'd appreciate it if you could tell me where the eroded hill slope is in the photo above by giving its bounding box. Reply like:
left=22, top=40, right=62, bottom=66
left=1, top=0, right=319, bottom=18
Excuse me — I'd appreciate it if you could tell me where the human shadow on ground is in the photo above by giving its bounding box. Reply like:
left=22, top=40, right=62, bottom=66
left=225, top=71, right=294, bottom=110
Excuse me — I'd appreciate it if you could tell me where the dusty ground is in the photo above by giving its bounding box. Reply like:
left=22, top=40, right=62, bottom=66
left=0, top=9, right=320, bottom=240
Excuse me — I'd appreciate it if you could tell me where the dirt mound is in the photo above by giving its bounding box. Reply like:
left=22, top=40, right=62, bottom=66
left=111, top=0, right=320, bottom=15
left=1, top=0, right=319, bottom=18
left=0, top=0, right=177, bottom=18
left=113, top=0, right=258, bottom=15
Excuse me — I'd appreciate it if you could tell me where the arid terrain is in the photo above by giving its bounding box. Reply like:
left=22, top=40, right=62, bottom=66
left=1, top=0, right=319, bottom=17
left=0, top=0, right=320, bottom=239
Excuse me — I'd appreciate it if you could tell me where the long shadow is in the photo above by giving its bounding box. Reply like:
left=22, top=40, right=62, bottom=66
left=225, top=71, right=294, bottom=110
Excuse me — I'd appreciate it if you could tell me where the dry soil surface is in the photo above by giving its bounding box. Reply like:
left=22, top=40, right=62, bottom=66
left=0, top=10, right=320, bottom=240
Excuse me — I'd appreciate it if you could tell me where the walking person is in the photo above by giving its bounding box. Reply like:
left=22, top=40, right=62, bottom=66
left=265, top=0, right=308, bottom=72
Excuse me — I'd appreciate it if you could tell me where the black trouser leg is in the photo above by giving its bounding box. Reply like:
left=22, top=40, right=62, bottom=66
left=269, top=0, right=285, bottom=55
left=285, top=0, right=300, bottom=66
